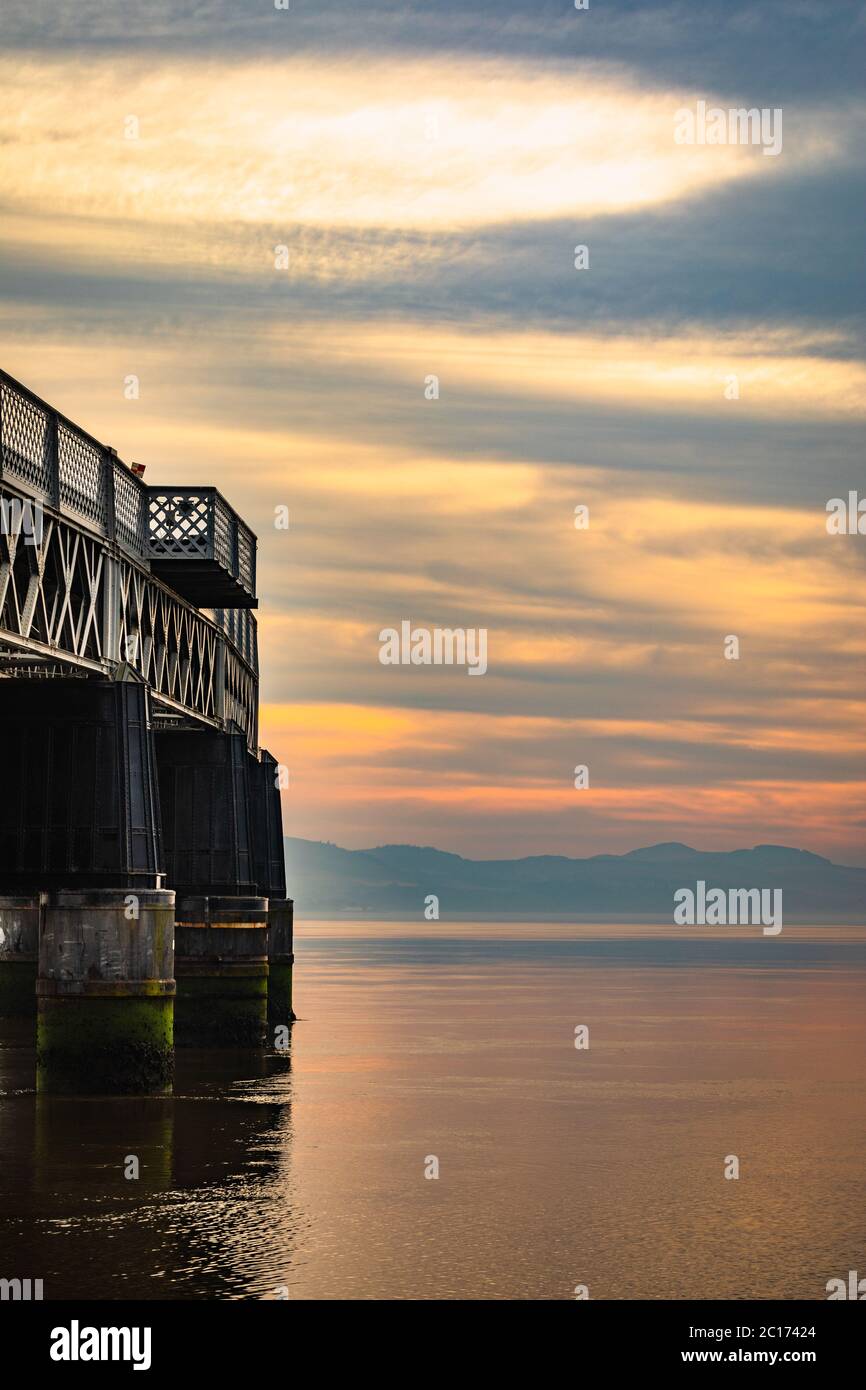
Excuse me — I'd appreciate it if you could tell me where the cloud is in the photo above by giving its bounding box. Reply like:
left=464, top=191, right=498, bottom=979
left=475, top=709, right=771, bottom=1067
left=2, top=1, right=863, bottom=111
left=0, top=54, right=846, bottom=240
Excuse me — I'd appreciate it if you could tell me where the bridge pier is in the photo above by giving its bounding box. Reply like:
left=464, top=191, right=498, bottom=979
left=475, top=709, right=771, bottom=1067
left=37, top=888, right=175, bottom=1094
left=250, top=751, right=294, bottom=1032
left=174, top=895, right=269, bottom=1047
left=267, top=898, right=295, bottom=1028
left=0, top=677, right=174, bottom=1091
left=156, top=727, right=273, bottom=1047
left=0, top=893, right=40, bottom=1016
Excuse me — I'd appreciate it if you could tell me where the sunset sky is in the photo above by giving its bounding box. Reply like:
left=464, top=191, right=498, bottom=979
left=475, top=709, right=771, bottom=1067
left=1, top=1, right=864, bottom=863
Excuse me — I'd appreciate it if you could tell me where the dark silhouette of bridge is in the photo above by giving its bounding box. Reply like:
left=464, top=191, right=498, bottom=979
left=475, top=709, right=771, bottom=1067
left=0, top=368, right=293, bottom=1090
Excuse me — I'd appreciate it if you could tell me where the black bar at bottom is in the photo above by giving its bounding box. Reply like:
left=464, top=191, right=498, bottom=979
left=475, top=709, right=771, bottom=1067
left=5, top=1297, right=862, bottom=1375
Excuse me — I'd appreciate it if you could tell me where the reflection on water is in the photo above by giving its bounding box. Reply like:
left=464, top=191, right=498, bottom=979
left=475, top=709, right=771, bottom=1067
left=1, top=923, right=865, bottom=1300
left=0, top=1045, right=295, bottom=1300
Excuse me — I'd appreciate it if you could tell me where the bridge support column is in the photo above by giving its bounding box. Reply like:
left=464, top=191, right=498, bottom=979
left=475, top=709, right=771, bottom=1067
left=37, top=889, right=175, bottom=1094
left=267, top=898, right=295, bottom=1027
left=0, top=894, right=40, bottom=1016
left=249, top=750, right=294, bottom=1034
left=174, top=895, right=269, bottom=1047
left=155, top=728, right=271, bottom=1047
left=0, top=677, right=172, bottom=1087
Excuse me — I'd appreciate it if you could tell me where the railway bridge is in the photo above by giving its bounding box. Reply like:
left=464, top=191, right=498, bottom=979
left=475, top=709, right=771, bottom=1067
left=0, top=367, right=293, bottom=1091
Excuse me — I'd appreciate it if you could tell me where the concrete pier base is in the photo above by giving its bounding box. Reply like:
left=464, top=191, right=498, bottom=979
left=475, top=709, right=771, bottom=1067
left=36, top=889, right=175, bottom=1094
left=0, top=894, right=40, bottom=1016
left=267, top=897, right=295, bottom=1027
left=174, top=896, right=269, bottom=1048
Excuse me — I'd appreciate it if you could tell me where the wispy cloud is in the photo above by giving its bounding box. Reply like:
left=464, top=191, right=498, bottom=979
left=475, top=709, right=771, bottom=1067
left=3, top=55, right=826, bottom=237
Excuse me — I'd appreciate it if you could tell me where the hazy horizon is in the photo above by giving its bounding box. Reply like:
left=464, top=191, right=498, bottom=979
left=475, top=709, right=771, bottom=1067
left=286, top=833, right=858, bottom=867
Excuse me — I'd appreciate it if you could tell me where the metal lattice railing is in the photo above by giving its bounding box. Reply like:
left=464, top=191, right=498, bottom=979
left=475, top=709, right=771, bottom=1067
left=0, top=367, right=147, bottom=557
left=213, top=607, right=259, bottom=674
left=148, top=491, right=212, bottom=557
left=147, top=487, right=256, bottom=600
left=57, top=422, right=105, bottom=529
left=0, top=379, right=54, bottom=496
left=112, top=461, right=148, bottom=554
left=0, top=370, right=256, bottom=601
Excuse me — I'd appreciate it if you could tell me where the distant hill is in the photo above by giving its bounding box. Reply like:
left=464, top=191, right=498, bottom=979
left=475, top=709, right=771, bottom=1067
left=283, top=838, right=866, bottom=923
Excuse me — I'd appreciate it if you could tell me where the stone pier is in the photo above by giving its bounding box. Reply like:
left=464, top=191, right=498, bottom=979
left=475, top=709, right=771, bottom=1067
left=37, top=888, right=175, bottom=1094
left=0, top=893, right=40, bottom=1016
left=267, top=897, right=295, bottom=1027
left=173, top=894, right=269, bottom=1047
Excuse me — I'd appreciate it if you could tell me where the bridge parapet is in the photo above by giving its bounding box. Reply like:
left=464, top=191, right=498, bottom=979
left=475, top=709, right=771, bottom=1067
left=0, top=367, right=150, bottom=555
left=0, top=370, right=256, bottom=606
left=148, top=488, right=256, bottom=607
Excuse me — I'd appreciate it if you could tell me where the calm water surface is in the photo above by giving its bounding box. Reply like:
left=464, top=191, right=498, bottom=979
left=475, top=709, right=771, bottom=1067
left=1, top=923, right=865, bottom=1300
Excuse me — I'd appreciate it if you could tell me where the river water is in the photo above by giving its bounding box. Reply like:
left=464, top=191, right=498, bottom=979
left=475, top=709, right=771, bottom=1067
left=1, top=923, right=864, bottom=1300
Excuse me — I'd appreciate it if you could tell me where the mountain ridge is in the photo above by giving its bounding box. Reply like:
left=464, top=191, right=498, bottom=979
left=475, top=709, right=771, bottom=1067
left=283, top=838, right=864, bottom=922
